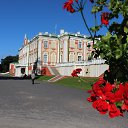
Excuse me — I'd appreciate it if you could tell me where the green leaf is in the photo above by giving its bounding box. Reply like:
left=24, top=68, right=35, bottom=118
left=101, top=32, right=112, bottom=42
left=124, top=26, right=128, bottom=33
left=91, top=6, right=102, bottom=13
left=100, top=53, right=105, bottom=58
left=115, top=49, right=122, bottom=59
left=90, top=26, right=101, bottom=32
left=106, top=51, right=112, bottom=57
left=116, top=102, right=123, bottom=108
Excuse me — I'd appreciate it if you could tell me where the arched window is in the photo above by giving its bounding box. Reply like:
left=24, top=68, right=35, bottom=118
left=51, top=52, right=56, bottom=64
left=69, top=52, right=74, bottom=62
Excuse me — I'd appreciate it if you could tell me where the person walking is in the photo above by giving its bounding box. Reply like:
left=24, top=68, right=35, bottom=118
left=31, top=71, right=35, bottom=84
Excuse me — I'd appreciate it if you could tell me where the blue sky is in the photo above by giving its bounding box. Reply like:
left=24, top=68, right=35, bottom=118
left=0, top=0, right=113, bottom=60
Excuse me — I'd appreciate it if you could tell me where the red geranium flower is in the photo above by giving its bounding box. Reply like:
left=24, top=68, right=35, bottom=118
left=71, top=70, right=78, bottom=77
left=71, top=68, right=82, bottom=77
left=101, top=12, right=109, bottom=26
left=87, top=93, right=97, bottom=102
left=93, top=99, right=109, bottom=114
left=124, top=82, right=128, bottom=100
left=63, top=0, right=75, bottom=13
left=103, top=82, right=113, bottom=93
left=75, top=68, right=82, bottom=73
left=114, top=83, right=124, bottom=102
left=121, top=82, right=128, bottom=111
left=92, top=78, right=106, bottom=96
left=86, top=77, right=128, bottom=117
left=93, top=77, right=106, bottom=86
left=108, top=103, right=122, bottom=118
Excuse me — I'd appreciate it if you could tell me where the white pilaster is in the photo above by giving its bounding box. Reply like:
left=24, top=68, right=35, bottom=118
left=57, top=40, right=60, bottom=63
left=63, top=40, right=68, bottom=62
left=84, top=41, right=87, bottom=61
left=37, top=40, right=42, bottom=71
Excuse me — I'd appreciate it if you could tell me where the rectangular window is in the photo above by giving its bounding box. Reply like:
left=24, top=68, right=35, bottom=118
left=87, top=42, right=91, bottom=49
left=78, top=42, right=82, bottom=49
left=44, top=54, right=48, bottom=63
left=44, top=41, right=48, bottom=48
left=78, top=56, right=82, bottom=61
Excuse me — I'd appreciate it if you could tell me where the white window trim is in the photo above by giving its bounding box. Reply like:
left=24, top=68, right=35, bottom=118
left=44, top=41, right=48, bottom=48
left=78, top=42, right=82, bottom=49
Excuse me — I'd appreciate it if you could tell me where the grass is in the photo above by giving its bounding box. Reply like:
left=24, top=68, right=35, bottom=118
left=36, top=75, right=55, bottom=81
left=0, top=73, right=13, bottom=77
left=37, top=75, right=98, bottom=90
left=55, top=77, right=98, bottom=90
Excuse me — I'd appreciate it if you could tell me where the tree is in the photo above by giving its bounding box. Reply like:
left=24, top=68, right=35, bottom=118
left=1, top=55, right=18, bottom=72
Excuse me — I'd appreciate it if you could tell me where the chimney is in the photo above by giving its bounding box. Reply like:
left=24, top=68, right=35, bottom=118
left=38, top=32, right=42, bottom=36
left=60, top=29, right=64, bottom=35
left=45, top=32, right=48, bottom=35
left=77, top=31, right=80, bottom=34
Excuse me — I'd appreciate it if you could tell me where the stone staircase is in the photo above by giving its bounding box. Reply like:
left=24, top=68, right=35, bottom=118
left=46, top=66, right=65, bottom=82
left=46, top=66, right=60, bottom=75
left=51, top=67, right=60, bottom=76
left=48, top=75, right=65, bottom=82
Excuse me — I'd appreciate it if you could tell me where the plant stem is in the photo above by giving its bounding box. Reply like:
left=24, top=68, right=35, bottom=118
left=80, top=10, right=93, bottom=39
left=79, top=77, right=86, bottom=83
left=94, top=12, right=97, bottom=37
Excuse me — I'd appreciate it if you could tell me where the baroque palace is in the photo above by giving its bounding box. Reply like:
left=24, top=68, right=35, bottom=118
left=10, top=30, right=108, bottom=77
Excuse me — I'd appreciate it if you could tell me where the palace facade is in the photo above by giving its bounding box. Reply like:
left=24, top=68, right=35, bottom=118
left=10, top=30, right=108, bottom=77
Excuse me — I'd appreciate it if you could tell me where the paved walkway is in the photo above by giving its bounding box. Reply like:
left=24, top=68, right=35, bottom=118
left=0, top=79, right=127, bottom=128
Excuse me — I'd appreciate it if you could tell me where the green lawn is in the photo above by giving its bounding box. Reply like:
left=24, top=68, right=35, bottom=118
left=37, top=75, right=98, bottom=90
left=55, top=77, right=98, bottom=90
left=36, top=75, right=55, bottom=81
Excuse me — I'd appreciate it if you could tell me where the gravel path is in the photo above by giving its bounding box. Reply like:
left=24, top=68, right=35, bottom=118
left=0, top=79, right=127, bottom=128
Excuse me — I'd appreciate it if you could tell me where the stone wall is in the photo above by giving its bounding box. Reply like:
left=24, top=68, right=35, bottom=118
left=56, top=64, right=109, bottom=77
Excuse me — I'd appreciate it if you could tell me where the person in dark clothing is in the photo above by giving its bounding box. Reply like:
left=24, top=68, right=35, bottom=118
left=31, top=71, right=35, bottom=84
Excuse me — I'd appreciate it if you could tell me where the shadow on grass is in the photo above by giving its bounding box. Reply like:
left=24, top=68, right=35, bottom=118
left=0, top=76, right=31, bottom=80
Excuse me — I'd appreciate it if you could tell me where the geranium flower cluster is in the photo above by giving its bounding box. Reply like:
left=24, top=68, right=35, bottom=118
left=101, top=12, right=109, bottom=26
left=71, top=68, right=82, bottom=77
left=63, top=0, right=78, bottom=13
left=63, top=0, right=109, bottom=26
left=87, top=78, right=128, bottom=118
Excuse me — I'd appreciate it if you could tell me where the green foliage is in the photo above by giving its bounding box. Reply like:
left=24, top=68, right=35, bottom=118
left=91, top=6, right=103, bottom=13
left=55, top=77, right=98, bottom=90
left=90, top=25, right=101, bottom=32
left=37, top=76, right=97, bottom=90
left=64, top=0, right=128, bottom=83
left=1, top=55, right=18, bottom=72
left=37, top=75, right=55, bottom=81
left=90, top=0, right=128, bottom=83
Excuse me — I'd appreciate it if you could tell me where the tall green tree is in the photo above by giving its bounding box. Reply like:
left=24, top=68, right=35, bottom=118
left=1, top=55, right=18, bottom=72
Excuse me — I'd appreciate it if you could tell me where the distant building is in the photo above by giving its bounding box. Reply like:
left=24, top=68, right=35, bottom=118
left=10, top=30, right=108, bottom=77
